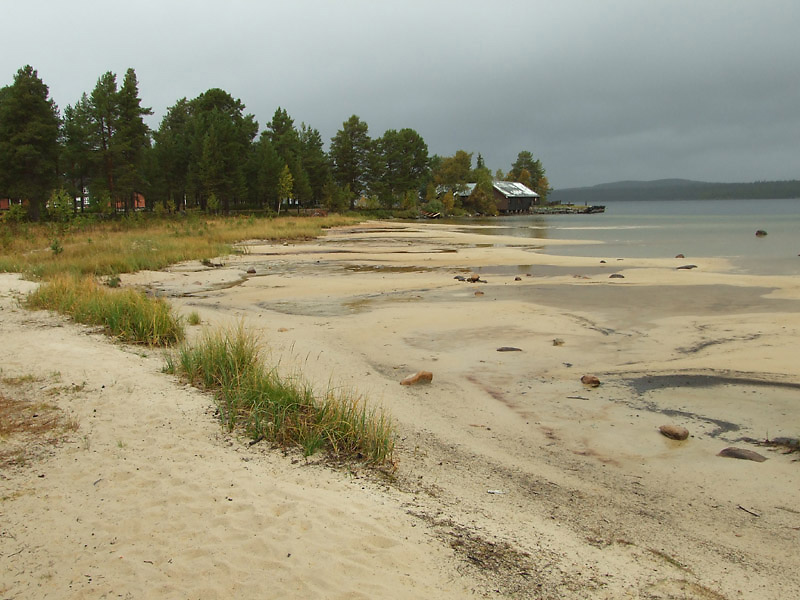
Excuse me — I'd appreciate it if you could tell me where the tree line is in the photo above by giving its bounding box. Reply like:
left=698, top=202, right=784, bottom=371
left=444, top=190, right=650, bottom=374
left=550, top=179, right=800, bottom=204
left=0, top=65, right=550, bottom=221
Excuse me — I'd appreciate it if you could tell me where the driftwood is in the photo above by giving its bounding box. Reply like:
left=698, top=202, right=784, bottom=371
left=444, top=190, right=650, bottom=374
left=738, top=505, right=761, bottom=517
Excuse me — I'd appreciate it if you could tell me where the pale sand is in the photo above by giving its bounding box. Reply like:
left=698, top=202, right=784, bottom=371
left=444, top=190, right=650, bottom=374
left=2, top=220, right=800, bottom=598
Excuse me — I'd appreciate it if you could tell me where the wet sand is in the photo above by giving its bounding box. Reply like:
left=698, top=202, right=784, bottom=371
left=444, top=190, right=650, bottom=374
left=2, top=220, right=800, bottom=598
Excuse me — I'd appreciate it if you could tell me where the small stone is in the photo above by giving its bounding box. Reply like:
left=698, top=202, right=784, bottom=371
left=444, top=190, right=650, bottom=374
left=474, top=290, right=484, bottom=296
left=497, top=347, right=522, bottom=352
left=659, top=425, right=689, bottom=440
left=675, top=253, right=685, bottom=259
left=400, top=371, right=433, bottom=386
left=467, top=273, right=481, bottom=283
left=514, top=276, right=522, bottom=281
left=755, top=230, right=768, bottom=237
left=718, top=447, right=768, bottom=462
left=600, top=260, right=607, bottom=264
left=581, top=375, right=601, bottom=387
left=676, top=264, right=697, bottom=270
left=246, top=268, right=256, bottom=274
left=552, top=338, right=565, bottom=346
left=609, top=273, right=625, bottom=279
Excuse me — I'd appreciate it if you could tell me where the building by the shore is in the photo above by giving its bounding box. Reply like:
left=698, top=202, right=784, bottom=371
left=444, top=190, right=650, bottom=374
left=454, top=181, right=540, bottom=213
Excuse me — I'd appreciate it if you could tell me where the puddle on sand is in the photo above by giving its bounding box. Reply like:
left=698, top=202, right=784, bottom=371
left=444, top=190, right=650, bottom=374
left=621, top=374, right=800, bottom=438
left=343, top=265, right=435, bottom=273
left=627, top=374, right=800, bottom=395
left=467, top=264, right=614, bottom=277
left=343, top=294, right=424, bottom=311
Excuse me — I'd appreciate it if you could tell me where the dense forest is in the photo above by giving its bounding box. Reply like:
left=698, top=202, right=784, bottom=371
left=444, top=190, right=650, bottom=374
left=0, top=65, right=550, bottom=221
left=550, top=178, right=800, bottom=205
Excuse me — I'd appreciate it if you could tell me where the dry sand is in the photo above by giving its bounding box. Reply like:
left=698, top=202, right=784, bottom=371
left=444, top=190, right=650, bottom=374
left=2, top=220, right=800, bottom=599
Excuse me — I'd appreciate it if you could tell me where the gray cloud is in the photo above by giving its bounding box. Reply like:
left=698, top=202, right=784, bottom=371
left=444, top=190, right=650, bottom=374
left=2, top=0, right=798, bottom=188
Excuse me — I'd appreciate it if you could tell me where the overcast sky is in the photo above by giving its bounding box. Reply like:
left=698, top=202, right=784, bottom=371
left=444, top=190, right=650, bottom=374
left=2, top=0, right=799, bottom=189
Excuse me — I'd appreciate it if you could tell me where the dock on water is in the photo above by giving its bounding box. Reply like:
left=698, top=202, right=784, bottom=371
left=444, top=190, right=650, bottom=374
left=531, top=204, right=605, bottom=214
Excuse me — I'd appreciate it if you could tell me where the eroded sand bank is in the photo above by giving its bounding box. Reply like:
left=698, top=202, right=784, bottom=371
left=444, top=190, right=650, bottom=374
left=2, top=221, right=799, bottom=599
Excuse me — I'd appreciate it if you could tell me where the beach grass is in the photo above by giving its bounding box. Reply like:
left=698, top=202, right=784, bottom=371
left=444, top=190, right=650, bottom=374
left=165, top=324, right=395, bottom=466
left=25, top=274, right=184, bottom=346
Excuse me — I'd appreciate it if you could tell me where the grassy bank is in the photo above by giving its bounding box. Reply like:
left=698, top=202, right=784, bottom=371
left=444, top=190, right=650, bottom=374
left=166, top=325, right=395, bottom=466
left=0, top=212, right=359, bottom=280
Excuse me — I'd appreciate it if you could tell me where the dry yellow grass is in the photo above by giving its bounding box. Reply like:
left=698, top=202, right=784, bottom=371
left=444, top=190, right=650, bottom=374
left=0, top=375, right=80, bottom=469
left=0, top=213, right=359, bottom=280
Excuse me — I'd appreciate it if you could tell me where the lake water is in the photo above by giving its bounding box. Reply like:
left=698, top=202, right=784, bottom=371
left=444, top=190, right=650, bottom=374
left=461, top=198, right=800, bottom=275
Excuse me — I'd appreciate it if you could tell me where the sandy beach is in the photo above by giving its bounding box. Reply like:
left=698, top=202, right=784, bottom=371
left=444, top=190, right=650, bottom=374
left=2, top=220, right=799, bottom=599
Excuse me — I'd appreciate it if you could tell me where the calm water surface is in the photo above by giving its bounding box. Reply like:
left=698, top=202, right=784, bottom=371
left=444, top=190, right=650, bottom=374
left=459, top=199, right=800, bottom=275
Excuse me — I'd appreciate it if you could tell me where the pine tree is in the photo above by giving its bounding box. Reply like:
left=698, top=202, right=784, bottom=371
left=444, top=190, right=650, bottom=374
left=152, top=98, right=192, bottom=211
left=250, top=133, right=284, bottom=210
left=372, top=128, right=429, bottom=208
left=89, top=72, right=119, bottom=203
left=0, top=65, right=60, bottom=220
left=61, top=93, right=94, bottom=210
left=299, top=123, right=330, bottom=206
left=115, top=68, right=152, bottom=212
left=182, top=89, right=257, bottom=210
left=329, top=115, right=371, bottom=207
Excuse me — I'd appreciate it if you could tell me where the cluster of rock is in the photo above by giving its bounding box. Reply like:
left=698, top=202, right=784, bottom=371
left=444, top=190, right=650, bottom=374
left=656, top=419, right=771, bottom=461
left=454, top=274, right=487, bottom=284
left=657, top=423, right=768, bottom=462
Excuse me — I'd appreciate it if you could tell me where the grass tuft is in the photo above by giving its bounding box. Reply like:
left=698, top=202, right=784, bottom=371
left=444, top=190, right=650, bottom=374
left=26, top=274, right=184, bottom=346
left=165, top=324, right=394, bottom=466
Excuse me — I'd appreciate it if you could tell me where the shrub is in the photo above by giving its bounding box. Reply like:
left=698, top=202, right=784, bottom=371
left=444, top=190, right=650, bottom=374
left=48, top=189, right=75, bottom=223
left=4, top=203, right=27, bottom=223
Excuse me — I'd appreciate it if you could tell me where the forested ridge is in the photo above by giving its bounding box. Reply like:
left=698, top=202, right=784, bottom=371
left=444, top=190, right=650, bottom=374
left=0, top=65, right=550, bottom=221
left=550, top=178, right=800, bottom=204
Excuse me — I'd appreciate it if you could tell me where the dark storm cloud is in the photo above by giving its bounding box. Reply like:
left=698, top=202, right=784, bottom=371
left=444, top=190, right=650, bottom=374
left=2, top=0, right=798, bottom=188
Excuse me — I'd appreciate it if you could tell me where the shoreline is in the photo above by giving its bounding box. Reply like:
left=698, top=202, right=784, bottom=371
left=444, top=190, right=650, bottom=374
left=2, top=220, right=799, bottom=598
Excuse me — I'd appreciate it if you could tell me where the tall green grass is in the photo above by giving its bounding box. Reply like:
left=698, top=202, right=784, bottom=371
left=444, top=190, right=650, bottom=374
left=165, top=325, right=395, bottom=465
left=26, top=274, right=184, bottom=346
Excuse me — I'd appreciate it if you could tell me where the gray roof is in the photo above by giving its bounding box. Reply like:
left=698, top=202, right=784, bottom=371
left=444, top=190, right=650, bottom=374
left=492, top=181, right=540, bottom=198
left=449, top=181, right=540, bottom=198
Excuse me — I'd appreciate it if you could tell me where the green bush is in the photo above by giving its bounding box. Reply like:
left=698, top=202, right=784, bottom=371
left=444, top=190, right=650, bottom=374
left=3, top=203, right=27, bottom=223
left=48, top=189, right=75, bottom=223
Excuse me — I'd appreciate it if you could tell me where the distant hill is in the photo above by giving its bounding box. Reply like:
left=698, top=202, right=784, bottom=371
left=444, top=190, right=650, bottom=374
left=550, top=179, right=800, bottom=204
